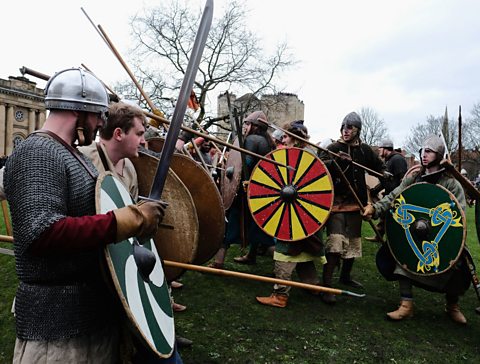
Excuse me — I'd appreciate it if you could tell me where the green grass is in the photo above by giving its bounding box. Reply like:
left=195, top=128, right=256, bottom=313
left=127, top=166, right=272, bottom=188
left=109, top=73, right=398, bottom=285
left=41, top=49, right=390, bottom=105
left=1, top=207, right=480, bottom=363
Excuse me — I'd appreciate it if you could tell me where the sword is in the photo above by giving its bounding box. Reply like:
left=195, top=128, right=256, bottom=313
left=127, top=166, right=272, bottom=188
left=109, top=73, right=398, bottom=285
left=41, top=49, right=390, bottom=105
left=147, top=0, right=214, bottom=201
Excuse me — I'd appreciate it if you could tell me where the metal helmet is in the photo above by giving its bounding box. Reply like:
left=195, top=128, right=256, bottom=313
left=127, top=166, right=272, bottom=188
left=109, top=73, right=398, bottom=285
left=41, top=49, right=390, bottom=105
left=379, top=138, right=394, bottom=149
left=422, top=134, right=445, bottom=156
left=341, top=112, right=362, bottom=130
left=245, top=111, right=268, bottom=128
left=419, top=134, right=445, bottom=167
left=44, top=68, right=109, bottom=116
left=272, top=129, right=284, bottom=142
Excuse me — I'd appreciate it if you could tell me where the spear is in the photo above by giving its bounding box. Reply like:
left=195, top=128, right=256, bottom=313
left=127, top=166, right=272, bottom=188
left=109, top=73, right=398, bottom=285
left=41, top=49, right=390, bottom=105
left=458, top=105, right=462, bottom=172
left=270, top=123, right=384, bottom=178
left=163, top=260, right=365, bottom=298
left=18, top=65, right=292, bottom=171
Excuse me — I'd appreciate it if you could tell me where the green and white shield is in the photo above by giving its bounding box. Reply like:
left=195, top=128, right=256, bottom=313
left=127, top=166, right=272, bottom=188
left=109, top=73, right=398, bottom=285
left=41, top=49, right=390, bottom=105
left=386, top=182, right=466, bottom=276
left=96, top=173, right=175, bottom=358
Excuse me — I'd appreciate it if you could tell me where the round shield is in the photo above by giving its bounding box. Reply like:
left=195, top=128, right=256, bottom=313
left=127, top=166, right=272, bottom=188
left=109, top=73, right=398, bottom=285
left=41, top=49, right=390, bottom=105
left=247, top=147, right=334, bottom=241
left=146, top=137, right=165, bottom=153
left=168, top=153, right=225, bottom=265
left=220, top=138, right=243, bottom=211
left=145, top=137, right=224, bottom=263
left=96, top=173, right=174, bottom=358
left=131, top=151, right=199, bottom=282
left=385, top=182, right=466, bottom=276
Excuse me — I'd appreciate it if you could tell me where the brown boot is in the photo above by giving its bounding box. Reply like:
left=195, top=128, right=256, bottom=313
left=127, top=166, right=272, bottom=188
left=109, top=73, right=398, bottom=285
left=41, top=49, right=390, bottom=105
left=386, top=300, right=414, bottom=320
left=445, top=303, right=467, bottom=324
left=233, top=254, right=256, bottom=265
left=321, top=253, right=340, bottom=305
left=256, top=293, right=288, bottom=308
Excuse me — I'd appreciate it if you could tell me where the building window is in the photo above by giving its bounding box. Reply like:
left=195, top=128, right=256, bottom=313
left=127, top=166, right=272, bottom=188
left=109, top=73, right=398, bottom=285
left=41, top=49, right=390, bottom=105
left=13, top=135, right=25, bottom=149
left=15, top=110, right=25, bottom=122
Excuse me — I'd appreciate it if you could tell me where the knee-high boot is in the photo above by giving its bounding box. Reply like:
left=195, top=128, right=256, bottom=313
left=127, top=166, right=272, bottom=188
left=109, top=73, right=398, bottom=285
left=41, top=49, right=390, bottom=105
left=322, top=253, right=340, bottom=304
left=340, top=258, right=363, bottom=288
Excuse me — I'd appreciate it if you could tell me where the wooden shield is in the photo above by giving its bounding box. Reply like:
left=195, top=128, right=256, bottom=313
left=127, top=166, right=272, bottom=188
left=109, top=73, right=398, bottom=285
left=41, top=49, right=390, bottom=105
left=131, top=151, right=199, bottom=281
left=145, top=137, right=224, bottom=264
left=146, top=137, right=165, bottom=153
left=221, top=138, right=243, bottom=211
left=168, top=154, right=225, bottom=265
left=385, top=182, right=466, bottom=276
left=247, top=147, right=334, bottom=241
left=96, top=173, right=175, bottom=358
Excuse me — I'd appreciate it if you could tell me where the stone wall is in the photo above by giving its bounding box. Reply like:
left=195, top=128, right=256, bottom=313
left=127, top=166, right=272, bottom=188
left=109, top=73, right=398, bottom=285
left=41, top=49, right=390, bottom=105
left=0, top=76, right=45, bottom=156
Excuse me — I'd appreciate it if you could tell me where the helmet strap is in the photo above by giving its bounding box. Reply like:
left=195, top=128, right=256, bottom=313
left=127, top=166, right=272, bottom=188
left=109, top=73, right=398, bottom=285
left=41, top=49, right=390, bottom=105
left=75, top=113, right=88, bottom=146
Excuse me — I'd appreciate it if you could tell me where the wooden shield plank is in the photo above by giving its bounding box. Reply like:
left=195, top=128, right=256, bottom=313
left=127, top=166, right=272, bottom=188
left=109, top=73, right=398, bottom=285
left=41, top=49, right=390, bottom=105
left=96, top=173, right=175, bottom=358
left=385, top=182, right=466, bottom=276
left=168, top=154, right=225, bottom=265
left=247, top=147, right=334, bottom=241
left=131, top=152, right=199, bottom=281
left=221, top=138, right=243, bottom=211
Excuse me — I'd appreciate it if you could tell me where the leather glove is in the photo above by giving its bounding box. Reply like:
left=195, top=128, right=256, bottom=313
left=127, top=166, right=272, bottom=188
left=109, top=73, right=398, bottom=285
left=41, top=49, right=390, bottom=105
left=362, top=203, right=375, bottom=221
left=337, top=151, right=352, bottom=162
left=382, top=171, right=393, bottom=179
left=113, top=200, right=167, bottom=242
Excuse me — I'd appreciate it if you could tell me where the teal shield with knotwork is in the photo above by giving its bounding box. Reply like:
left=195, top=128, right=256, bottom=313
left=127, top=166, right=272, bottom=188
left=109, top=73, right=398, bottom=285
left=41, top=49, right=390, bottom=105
left=96, top=173, right=175, bottom=358
left=385, top=182, right=466, bottom=276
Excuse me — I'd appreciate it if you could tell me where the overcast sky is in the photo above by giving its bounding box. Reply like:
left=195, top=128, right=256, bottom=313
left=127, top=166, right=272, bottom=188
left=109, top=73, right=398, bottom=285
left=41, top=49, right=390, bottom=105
left=2, top=0, right=480, bottom=148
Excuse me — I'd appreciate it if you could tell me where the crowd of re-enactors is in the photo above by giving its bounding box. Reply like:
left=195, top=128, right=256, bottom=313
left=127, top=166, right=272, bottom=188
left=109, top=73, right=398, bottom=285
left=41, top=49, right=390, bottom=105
left=0, top=67, right=473, bottom=364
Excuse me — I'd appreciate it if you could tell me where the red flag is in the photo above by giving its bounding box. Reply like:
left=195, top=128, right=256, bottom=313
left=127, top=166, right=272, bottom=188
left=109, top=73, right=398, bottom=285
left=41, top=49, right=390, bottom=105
left=187, top=90, right=200, bottom=111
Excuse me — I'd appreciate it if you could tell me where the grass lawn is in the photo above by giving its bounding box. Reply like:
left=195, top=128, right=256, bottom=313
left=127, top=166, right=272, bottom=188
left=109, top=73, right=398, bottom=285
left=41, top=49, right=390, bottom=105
left=1, top=207, right=480, bottom=363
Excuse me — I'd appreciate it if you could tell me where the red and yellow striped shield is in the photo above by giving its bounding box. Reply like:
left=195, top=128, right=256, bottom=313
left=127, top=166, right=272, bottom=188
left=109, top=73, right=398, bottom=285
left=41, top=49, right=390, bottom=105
left=247, top=147, right=334, bottom=241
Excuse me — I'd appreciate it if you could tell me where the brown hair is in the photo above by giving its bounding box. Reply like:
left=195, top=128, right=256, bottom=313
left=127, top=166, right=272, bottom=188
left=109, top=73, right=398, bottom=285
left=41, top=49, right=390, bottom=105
left=100, top=102, right=147, bottom=140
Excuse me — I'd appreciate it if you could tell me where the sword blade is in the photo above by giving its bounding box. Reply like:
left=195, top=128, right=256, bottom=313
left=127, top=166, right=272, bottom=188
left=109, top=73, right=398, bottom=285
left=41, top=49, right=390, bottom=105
left=149, top=0, right=214, bottom=200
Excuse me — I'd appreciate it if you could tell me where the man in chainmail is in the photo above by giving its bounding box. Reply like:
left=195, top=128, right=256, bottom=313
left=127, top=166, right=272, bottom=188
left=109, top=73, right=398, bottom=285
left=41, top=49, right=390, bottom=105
left=319, top=111, right=386, bottom=304
left=4, top=68, right=166, bottom=363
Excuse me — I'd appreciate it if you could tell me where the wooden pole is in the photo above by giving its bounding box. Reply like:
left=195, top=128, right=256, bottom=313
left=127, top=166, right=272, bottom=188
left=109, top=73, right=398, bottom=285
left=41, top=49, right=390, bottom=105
left=271, top=124, right=384, bottom=178
left=458, top=105, right=462, bottom=172
left=146, top=112, right=292, bottom=170
left=163, top=260, right=365, bottom=297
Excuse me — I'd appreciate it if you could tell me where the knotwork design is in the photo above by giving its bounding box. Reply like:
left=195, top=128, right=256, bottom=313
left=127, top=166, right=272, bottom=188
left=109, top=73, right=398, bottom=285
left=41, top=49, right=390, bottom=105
left=391, top=194, right=462, bottom=273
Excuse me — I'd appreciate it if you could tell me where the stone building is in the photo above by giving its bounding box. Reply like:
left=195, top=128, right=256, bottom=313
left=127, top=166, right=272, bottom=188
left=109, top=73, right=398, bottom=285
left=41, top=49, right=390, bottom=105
left=0, top=75, right=45, bottom=156
left=217, top=91, right=304, bottom=132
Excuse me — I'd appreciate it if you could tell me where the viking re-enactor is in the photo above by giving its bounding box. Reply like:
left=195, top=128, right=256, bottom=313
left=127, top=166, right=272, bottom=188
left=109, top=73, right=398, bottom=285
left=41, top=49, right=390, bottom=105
left=5, top=68, right=166, bottom=363
left=319, top=111, right=386, bottom=304
left=363, top=134, right=470, bottom=324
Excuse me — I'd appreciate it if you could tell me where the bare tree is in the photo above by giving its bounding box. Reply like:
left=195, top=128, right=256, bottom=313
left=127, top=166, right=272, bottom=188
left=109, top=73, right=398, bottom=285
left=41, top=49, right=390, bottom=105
left=358, top=107, right=389, bottom=145
left=463, top=102, right=480, bottom=151
left=403, top=115, right=458, bottom=156
left=117, top=0, right=295, bottom=127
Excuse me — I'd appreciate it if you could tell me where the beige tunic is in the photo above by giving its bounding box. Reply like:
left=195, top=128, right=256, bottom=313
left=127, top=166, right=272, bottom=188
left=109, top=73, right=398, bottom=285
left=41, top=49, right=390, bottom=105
left=79, top=142, right=138, bottom=200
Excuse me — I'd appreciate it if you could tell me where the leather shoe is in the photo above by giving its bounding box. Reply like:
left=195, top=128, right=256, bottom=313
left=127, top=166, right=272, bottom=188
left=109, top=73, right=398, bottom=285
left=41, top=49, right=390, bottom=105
left=233, top=255, right=256, bottom=265
left=170, top=280, right=183, bottom=289
left=207, top=261, right=224, bottom=269
left=172, top=302, right=187, bottom=312
left=321, top=292, right=336, bottom=305
left=176, top=335, right=193, bottom=348
left=339, top=277, right=363, bottom=289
